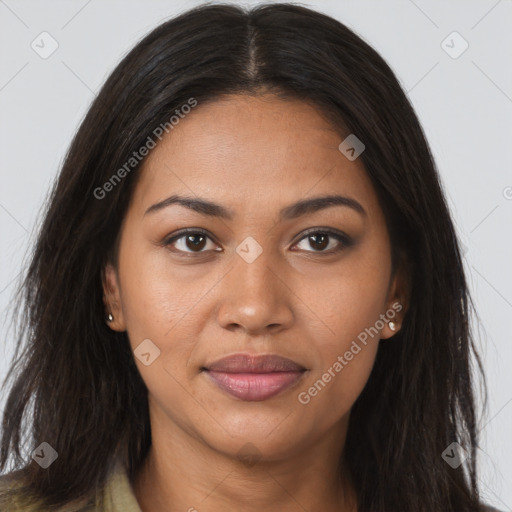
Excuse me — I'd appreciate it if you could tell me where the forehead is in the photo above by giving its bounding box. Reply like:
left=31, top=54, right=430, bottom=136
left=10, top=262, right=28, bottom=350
left=131, top=94, right=380, bottom=220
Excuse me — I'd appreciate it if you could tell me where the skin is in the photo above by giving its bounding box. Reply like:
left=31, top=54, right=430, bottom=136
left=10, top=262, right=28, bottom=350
left=103, top=93, right=407, bottom=512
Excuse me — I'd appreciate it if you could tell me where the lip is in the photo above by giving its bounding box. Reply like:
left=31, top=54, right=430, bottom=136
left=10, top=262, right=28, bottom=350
left=203, top=354, right=307, bottom=401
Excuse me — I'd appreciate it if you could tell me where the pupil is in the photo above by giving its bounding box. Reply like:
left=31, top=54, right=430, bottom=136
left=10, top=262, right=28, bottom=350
left=187, top=234, right=206, bottom=251
left=310, top=234, right=328, bottom=251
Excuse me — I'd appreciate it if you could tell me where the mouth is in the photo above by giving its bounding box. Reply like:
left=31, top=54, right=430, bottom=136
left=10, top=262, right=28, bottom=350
left=202, top=353, right=307, bottom=401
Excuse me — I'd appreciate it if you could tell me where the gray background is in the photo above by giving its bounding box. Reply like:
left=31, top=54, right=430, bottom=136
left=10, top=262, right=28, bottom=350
left=0, top=0, right=511, bottom=509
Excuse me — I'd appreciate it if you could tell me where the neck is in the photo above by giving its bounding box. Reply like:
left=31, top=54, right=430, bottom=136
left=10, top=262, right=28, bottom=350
left=132, top=411, right=357, bottom=512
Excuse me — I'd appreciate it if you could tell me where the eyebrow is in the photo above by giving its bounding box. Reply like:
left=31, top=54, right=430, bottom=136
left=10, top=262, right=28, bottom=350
left=144, top=193, right=366, bottom=220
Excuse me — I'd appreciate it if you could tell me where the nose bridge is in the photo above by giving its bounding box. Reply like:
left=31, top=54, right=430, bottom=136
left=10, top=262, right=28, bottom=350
left=217, top=240, right=293, bottom=333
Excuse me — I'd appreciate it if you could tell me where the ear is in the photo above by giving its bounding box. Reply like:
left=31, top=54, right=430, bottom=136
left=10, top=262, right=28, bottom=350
left=101, top=263, right=126, bottom=332
left=380, top=261, right=410, bottom=340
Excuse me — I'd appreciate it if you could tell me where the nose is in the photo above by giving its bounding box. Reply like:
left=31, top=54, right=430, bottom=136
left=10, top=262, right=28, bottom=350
left=216, top=250, right=294, bottom=336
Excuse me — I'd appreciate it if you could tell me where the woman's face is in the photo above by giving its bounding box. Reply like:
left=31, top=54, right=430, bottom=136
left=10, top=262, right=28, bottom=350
left=104, top=94, right=404, bottom=462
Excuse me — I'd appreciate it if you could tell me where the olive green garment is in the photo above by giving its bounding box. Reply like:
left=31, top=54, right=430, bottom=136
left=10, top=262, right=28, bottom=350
left=93, top=458, right=142, bottom=512
left=0, top=459, right=506, bottom=511
left=0, top=458, right=142, bottom=511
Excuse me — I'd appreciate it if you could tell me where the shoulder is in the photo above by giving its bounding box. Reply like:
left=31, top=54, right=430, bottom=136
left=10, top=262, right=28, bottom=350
left=0, top=469, right=95, bottom=511
left=0, top=469, right=31, bottom=510
left=0, top=457, right=137, bottom=511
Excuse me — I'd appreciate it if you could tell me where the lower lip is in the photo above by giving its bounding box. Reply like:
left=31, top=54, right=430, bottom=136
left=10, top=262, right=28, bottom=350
left=204, top=370, right=304, bottom=401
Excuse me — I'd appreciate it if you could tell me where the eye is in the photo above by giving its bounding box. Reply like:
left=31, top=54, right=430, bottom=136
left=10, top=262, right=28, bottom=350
left=163, top=227, right=353, bottom=256
left=292, top=228, right=353, bottom=254
left=164, top=229, right=221, bottom=255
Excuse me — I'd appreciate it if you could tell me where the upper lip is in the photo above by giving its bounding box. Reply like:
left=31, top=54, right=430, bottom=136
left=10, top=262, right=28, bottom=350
left=204, top=353, right=306, bottom=373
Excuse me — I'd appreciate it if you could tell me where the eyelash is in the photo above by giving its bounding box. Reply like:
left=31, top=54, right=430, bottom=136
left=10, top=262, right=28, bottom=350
left=163, top=227, right=353, bottom=257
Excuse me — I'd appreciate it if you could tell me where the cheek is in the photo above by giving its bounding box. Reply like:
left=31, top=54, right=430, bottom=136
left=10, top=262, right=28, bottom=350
left=116, top=250, right=201, bottom=416
left=301, top=343, right=379, bottom=423
left=117, top=236, right=206, bottom=342
left=297, top=301, right=381, bottom=421
left=295, top=253, right=389, bottom=412
left=116, top=239, right=215, bottom=395
left=304, top=249, right=391, bottom=345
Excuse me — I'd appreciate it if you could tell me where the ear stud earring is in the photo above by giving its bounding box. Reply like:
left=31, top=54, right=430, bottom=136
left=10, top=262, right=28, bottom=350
left=388, top=321, right=397, bottom=332
left=107, top=313, right=114, bottom=322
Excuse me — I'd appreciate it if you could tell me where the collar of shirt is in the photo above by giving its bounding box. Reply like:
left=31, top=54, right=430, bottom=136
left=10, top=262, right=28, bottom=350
left=97, top=457, right=142, bottom=512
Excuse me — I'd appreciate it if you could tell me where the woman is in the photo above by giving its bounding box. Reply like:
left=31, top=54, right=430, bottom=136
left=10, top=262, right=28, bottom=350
left=0, top=3, right=502, bottom=511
